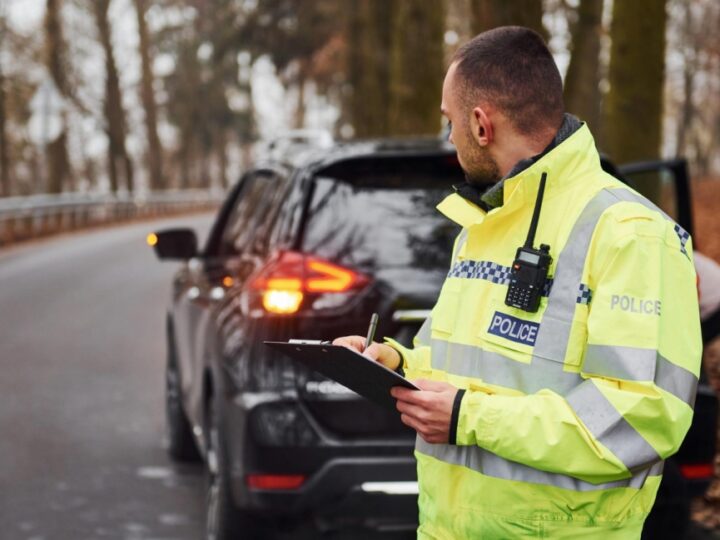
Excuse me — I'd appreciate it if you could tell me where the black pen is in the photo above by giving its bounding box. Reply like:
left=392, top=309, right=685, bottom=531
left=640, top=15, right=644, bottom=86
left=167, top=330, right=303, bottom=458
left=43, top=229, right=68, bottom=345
left=363, top=313, right=379, bottom=352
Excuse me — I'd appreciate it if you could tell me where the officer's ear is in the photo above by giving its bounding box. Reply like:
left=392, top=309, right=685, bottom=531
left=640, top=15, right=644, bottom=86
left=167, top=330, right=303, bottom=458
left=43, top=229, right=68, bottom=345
left=471, top=105, right=493, bottom=147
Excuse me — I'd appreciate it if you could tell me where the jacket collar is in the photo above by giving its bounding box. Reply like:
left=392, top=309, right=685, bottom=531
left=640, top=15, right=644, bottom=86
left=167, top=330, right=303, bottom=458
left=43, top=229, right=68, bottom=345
left=480, top=113, right=582, bottom=210
left=437, top=122, right=601, bottom=228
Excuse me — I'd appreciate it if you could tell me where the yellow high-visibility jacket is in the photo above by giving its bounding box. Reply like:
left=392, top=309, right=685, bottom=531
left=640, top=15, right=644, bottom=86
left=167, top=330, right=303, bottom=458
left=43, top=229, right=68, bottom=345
left=386, top=124, right=701, bottom=539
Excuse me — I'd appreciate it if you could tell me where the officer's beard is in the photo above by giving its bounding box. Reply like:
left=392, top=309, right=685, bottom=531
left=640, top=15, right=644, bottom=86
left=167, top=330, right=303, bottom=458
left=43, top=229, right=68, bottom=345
left=461, top=136, right=501, bottom=187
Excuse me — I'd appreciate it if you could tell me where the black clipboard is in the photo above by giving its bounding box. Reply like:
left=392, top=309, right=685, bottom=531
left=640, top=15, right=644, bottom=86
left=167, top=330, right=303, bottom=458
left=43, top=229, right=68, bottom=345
left=264, top=341, right=419, bottom=410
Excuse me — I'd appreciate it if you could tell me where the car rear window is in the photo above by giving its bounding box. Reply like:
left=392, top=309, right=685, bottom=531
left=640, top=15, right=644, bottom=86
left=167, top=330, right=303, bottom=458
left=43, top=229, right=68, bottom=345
left=301, top=155, right=466, bottom=273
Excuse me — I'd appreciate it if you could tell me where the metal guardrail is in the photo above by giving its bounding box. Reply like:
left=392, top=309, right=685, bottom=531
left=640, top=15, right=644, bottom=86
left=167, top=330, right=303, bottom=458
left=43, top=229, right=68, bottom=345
left=0, top=190, right=226, bottom=247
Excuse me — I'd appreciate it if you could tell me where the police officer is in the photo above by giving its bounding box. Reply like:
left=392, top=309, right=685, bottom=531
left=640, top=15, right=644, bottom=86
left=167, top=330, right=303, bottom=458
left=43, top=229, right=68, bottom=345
left=334, top=26, right=701, bottom=538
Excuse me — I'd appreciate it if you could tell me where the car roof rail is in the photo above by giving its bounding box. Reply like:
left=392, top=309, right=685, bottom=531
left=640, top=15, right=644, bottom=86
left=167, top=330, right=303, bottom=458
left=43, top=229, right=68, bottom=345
left=256, top=130, right=334, bottom=161
left=373, top=137, right=453, bottom=152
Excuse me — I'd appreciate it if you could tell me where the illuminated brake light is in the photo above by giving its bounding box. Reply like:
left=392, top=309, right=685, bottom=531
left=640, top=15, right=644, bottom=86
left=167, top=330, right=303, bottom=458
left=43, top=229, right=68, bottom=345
left=246, top=474, right=306, bottom=490
left=262, top=290, right=304, bottom=314
left=680, top=463, right=714, bottom=479
left=249, top=251, right=369, bottom=314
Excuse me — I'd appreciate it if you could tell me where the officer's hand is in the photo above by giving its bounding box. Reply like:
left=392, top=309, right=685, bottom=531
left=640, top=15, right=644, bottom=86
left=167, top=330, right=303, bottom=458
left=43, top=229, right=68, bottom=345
left=391, top=380, right=458, bottom=444
left=332, top=335, right=402, bottom=371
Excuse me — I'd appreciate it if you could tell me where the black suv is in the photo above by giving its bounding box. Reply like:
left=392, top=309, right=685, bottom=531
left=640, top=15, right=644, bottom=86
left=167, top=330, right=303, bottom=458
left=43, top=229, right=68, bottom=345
left=152, top=139, right=717, bottom=540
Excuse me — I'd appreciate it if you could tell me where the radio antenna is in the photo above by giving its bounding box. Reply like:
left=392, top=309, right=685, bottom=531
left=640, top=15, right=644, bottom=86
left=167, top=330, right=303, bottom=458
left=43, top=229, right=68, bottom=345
left=525, top=172, right=547, bottom=249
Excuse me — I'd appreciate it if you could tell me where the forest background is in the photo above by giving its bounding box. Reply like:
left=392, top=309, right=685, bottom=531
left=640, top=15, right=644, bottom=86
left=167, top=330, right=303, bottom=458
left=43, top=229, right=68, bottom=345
left=0, top=0, right=718, bottom=254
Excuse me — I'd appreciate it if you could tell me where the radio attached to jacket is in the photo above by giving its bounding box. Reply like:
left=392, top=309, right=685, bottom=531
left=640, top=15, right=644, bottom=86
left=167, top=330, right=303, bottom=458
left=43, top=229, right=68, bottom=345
left=505, top=172, right=553, bottom=313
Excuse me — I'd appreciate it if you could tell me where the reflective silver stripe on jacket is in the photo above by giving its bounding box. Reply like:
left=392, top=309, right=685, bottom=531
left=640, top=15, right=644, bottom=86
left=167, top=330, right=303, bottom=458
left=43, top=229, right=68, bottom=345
left=416, top=438, right=663, bottom=492
left=583, top=345, right=698, bottom=406
left=566, top=381, right=661, bottom=471
left=533, top=189, right=622, bottom=362
left=415, top=316, right=432, bottom=347
left=607, top=187, right=671, bottom=220
left=428, top=339, right=698, bottom=406
left=451, top=228, right=469, bottom=265
left=430, top=338, right=582, bottom=395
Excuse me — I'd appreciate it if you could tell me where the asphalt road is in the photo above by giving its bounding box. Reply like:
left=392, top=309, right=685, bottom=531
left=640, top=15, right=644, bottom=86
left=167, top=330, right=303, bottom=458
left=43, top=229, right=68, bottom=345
left=0, top=215, right=213, bottom=540
left=1, top=216, right=719, bottom=540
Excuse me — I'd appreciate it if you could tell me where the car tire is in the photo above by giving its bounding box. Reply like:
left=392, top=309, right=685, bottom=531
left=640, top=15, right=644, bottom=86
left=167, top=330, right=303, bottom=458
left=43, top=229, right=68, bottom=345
left=205, top=393, right=269, bottom=540
left=165, top=333, right=201, bottom=462
left=641, top=460, right=690, bottom=540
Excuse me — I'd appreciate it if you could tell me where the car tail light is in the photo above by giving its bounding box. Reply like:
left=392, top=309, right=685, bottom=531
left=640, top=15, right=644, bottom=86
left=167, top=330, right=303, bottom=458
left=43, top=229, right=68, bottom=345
left=262, top=289, right=305, bottom=314
left=248, top=251, right=370, bottom=315
left=680, top=463, right=714, bottom=479
left=246, top=474, right=306, bottom=490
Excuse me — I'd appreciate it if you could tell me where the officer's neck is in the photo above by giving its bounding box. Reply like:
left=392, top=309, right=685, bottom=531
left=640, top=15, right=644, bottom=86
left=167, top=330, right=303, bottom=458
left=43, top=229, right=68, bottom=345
left=494, top=125, right=557, bottom=178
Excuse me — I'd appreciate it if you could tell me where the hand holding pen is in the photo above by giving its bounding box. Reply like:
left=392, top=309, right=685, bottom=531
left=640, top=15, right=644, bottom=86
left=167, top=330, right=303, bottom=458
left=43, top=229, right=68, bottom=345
left=363, top=313, right=379, bottom=352
left=332, top=313, right=402, bottom=371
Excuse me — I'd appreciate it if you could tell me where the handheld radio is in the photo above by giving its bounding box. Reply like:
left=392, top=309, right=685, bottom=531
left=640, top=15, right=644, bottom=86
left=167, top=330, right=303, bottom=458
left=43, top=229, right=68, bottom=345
left=505, top=172, right=552, bottom=313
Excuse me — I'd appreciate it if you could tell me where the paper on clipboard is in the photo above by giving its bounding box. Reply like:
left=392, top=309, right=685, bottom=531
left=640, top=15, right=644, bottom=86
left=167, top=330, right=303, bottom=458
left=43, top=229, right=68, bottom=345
left=264, top=341, right=419, bottom=411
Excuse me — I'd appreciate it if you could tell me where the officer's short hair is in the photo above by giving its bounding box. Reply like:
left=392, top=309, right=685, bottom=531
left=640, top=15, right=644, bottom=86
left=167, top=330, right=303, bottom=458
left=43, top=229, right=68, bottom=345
left=452, top=26, right=564, bottom=136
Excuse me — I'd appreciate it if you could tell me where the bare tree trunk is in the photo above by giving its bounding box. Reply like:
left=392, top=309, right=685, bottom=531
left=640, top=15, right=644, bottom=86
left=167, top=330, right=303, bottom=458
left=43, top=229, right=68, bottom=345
left=44, top=0, right=73, bottom=194
left=564, top=0, right=603, bottom=130
left=200, top=144, right=210, bottom=189
left=30, top=147, right=43, bottom=195
left=347, top=0, right=393, bottom=137
left=603, top=0, right=667, bottom=203
left=388, top=0, right=445, bottom=136
left=0, top=11, right=9, bottom=197
left=676, top=59, right=694, bottom=157
left=675, top=0, right=698, bottom=158
left=123, top=152, right=134, bottom=192
left=0, top=55, right=9, bottom=197
left=348, top=0, right=445, bottom=138
left=179, top=143, right=192, bottom=190
left=446, top=0, right=474, bottom=48
left=93, top=0, right=134, bottom=193
left=216, top=129, right=228, bottom=190
left=294, top=59, right=308, bottom=130
left=241, top=143, right=253, bottom=172
left=470, top=0, right=546, bottom=38
left=133, top=0, right=165, bottom=190
left=295, top=77, right=306, bottom=130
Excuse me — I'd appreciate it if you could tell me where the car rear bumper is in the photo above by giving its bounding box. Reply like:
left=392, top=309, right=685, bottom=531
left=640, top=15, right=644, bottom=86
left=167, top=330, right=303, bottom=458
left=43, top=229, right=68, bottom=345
left=239, top=456, right=419, bottom=529
left=224, top=388, right=419, bottom=528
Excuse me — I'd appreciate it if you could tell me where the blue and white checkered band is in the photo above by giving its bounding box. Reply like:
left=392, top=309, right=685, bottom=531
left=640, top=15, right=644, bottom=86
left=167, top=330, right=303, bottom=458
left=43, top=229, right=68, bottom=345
left=674, top=223, right=690, bottom=256
left=448, top=260, right=511, bottom=283
left=577, top=283, right=593, bottom=305
left=447, top=260, right=553, bottom=297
